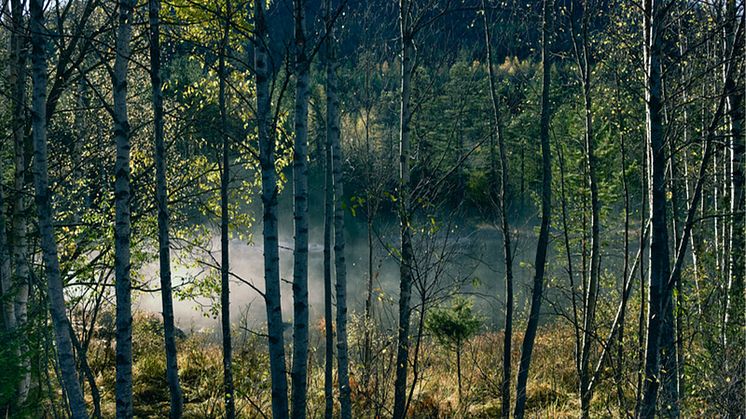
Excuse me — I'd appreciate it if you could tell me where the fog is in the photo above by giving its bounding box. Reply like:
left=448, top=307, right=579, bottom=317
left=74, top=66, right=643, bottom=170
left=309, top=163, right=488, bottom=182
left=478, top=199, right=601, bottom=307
left=137, top=185, right=540, bottom=333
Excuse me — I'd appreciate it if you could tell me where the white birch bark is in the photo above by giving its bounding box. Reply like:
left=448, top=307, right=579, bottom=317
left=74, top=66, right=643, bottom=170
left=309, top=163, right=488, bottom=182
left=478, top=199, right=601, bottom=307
left=0, top=183, right=14, bottom=332
left=290, top=0, right=310, bottom=415
left=327, top=21, right=352, bottom=418
left=112, top=1, right=135, bottom=416
left=8, top=0, right=30, bottom=403
left=29, top=0, right=87, bottom=415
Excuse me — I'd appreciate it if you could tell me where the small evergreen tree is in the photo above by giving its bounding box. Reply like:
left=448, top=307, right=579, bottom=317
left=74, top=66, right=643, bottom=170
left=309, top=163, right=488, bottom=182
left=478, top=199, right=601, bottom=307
left=426, top=297, right=481, bottom=400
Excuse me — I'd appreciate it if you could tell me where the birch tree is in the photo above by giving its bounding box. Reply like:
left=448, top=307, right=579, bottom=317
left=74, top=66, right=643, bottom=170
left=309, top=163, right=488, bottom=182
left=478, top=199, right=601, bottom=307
left=323, top=0, right=352, bottom=415
left=724, top=0, right=744, bottom=372
left=323, top=27, right=335, bottom=414
left=8, top=0, right=31, bottom=403
left=568, top=2, right=601, bottom=416
left=1, top=0, right=22, bottom=406
left=148, top=0, right=184, bottom=415
left=112, top=0, right=136, bottom=416
left=291, top=0, right=311, bottom=415
left=0, top=174, right=16, bottom=386
left=29, top=0, right=87, bottom=415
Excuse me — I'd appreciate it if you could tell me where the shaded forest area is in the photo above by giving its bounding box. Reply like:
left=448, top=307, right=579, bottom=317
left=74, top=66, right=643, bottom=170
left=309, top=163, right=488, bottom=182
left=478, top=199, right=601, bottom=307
left=0, top=0, right=744, bottom=417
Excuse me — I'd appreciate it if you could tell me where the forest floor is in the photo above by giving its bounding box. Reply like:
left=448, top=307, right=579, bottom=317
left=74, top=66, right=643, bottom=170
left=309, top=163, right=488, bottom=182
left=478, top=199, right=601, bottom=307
left=75, top=311, right=640, bottom=418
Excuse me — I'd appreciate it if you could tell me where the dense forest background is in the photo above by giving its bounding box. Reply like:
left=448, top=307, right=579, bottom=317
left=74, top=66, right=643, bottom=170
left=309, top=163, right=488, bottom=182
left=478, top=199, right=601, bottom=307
left=0, top=0, right=744, bottom=417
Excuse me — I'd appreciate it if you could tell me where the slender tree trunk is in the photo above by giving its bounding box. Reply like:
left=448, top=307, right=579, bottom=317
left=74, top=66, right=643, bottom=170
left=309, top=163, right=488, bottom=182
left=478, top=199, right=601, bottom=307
left=576, top=28, right=601, bottom=419
left=725, top=8, right=744, bottom=398
left=363, top=203, right=374, bottom=384
left=393, top=3, right=415, bottom=417
left=676, top=14, right=704, bottom=319
left=404, top=299, right=427, bottom=415
left=1, top=9, right=11, bottom=340
left=324, top=5, right=352, bottom=414
left=113, top=1, right=135, bottom=417
left=513, top=1, right=553, bottom=417
left=678, top=71, right=703, bottom=318
left=217, top=2, right=235, bottom=417
left=634, top=127, right=648, bottom=418
left=323, top=89, right=334, bottom=419
left=709, top=40, right=726, bottom=351
left=0, top=175, right=18, bottom=414
left=665, top=89, right=686, bottom=407
left=558, top=144, right=582, bottom=382
left=321, top=6, right=334, bottom=414
left=148, top=1, right=184, bottom=416
left=9, top=0, right=28, bottom=323
left=456, top=344, right=462, bottom=402
left=660, top=81, right=684, bottom=405
left=29, top=0, right=87, bottom=416
left=363, top=63, right=375, bottom=388
left=0, top=1, right=17, bottom=334
left=254, top=1, right=289, bottom=415
left=714, top=145, right=722, bottom=278
left=69, top=324, right=101, bottom=418
left=614, top=71, right=631, bottom=414
left=640, top=0, right=678, bottom=415
left=8, top=0, right=30, bottom=403
left=291, top=0, right=310, bottom=415
left=0, top=184, right=13, bottom=332
left=73, top=75, right=89, bottom=214
left=482, top=5, right=514, bottom=416
left=724, top=0, right=744, bottom=372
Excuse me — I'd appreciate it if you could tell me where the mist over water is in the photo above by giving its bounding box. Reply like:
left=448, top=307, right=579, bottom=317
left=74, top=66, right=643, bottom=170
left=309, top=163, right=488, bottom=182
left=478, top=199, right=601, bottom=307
left=137, top=182, right=540, bottom=333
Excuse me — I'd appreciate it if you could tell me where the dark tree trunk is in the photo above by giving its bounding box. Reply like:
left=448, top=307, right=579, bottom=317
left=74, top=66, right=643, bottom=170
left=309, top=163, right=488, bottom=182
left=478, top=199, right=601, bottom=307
left=323, top=90, right=334, bottom=419
left=217, top=1, right=234, bottom=417
left=513, top=0, right=553, bottom=417
left=640, top=0, right=678, bottom=415
left=393, top=3, right=415, bottom=417
left=254, top=1, right=289, bottom=415
left=634, top=126, right=648, bottom=418
left=291, top=0, right=310, bottom=415
left=322, top=5, right=335, bottom=414
left=69, top=324, right=102, bottom=418
left=482, top=4, right=514, bottom=416
left=149, top=1, right=184, bottom=416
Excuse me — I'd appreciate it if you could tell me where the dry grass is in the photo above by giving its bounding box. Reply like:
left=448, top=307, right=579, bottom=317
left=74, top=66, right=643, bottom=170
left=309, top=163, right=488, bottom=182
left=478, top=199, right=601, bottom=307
left=80, top=311, right=731, bottom=418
